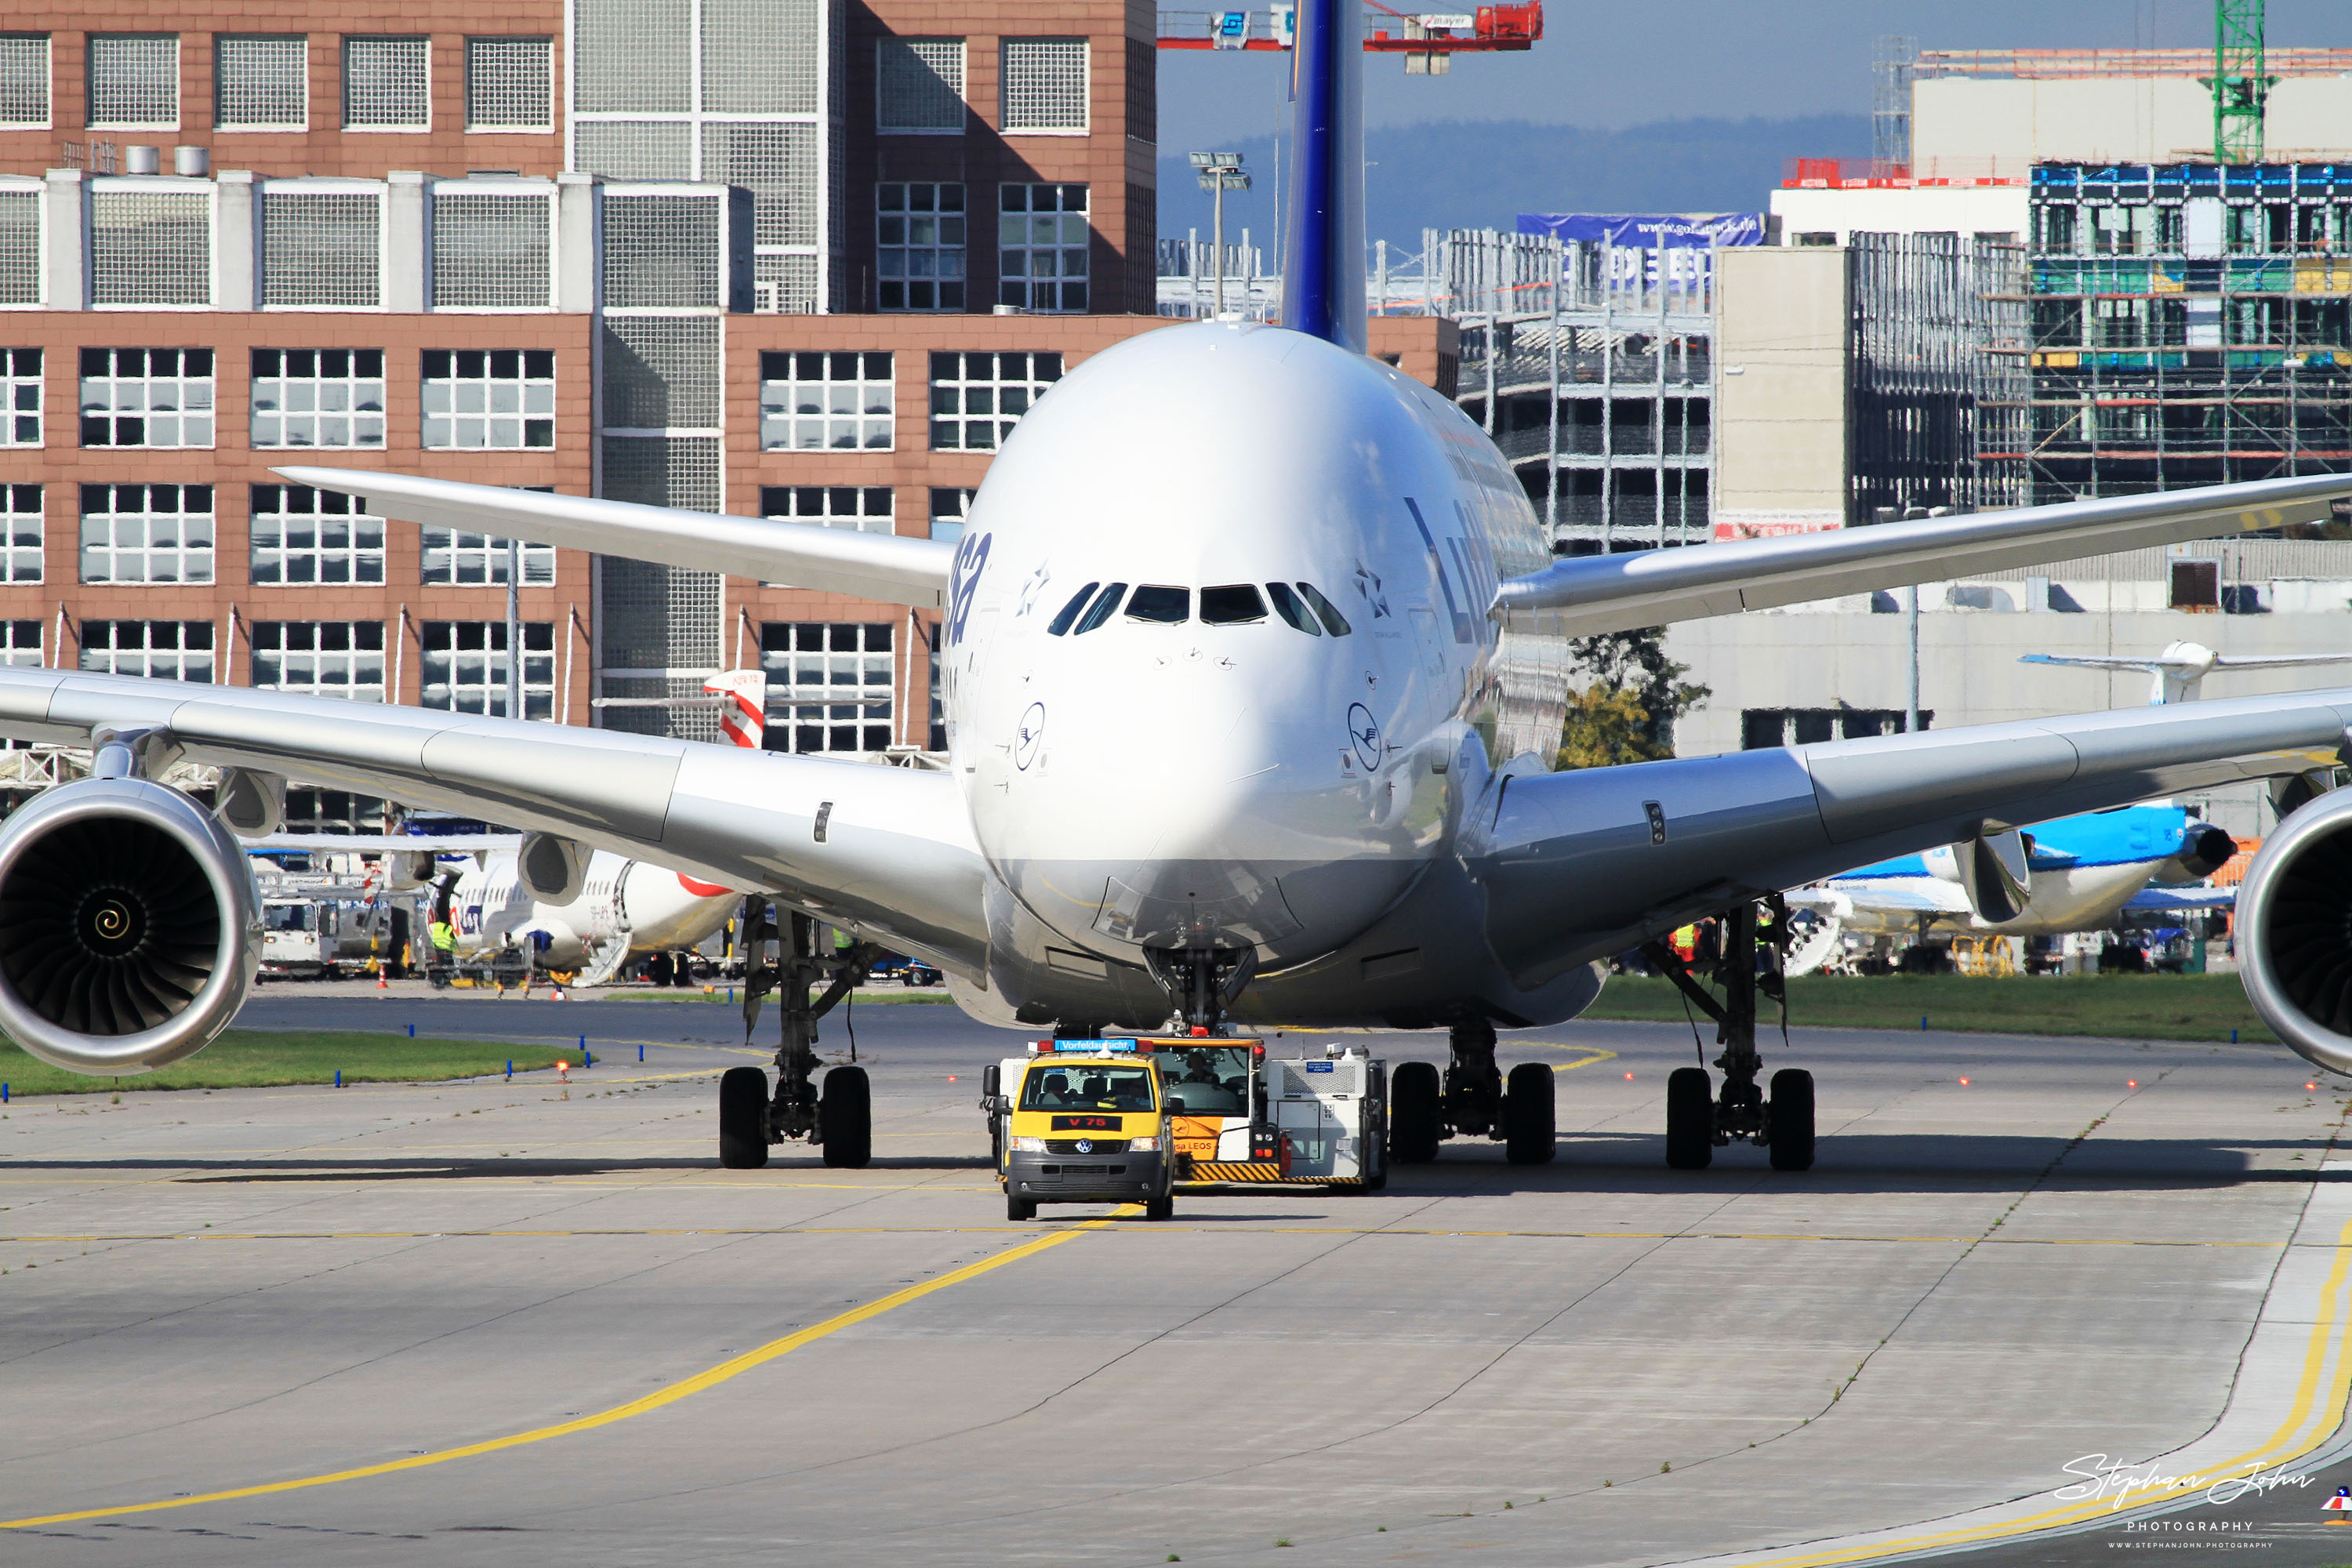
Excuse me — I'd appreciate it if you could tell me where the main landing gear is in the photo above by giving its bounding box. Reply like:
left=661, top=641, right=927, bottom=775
left=1387, top=1018, right=1556, bottom=1167
left=717, top=899, right=882, bottom=1171
left=1641, top=898, right=1815, bottom=1172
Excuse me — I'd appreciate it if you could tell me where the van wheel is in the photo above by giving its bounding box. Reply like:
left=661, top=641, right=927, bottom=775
left=1007, top=1193, right=1035, bottom=1221
left=1145, top=1194, right=1174, bottom=1221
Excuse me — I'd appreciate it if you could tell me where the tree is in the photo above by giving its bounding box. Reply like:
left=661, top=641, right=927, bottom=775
left=1555, top=627, right=1709, bottom=770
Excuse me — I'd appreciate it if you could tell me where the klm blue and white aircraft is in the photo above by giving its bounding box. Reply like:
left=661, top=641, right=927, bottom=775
left=0, top=0, right=2350, bottom=1180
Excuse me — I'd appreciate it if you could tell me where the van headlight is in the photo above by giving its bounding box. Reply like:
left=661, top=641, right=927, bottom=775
left=1011, top=1135, right=1047, bottom=1152
left=1128, top=1136, right=1160, bottom=1152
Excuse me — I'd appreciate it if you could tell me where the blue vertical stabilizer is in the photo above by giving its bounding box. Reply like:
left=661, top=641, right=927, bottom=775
left=1282, top=0, right=1367, bottom=353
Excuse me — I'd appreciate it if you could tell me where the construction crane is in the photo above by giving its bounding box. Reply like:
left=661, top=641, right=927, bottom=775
left=2212, top=0, right=2269, bottom=164
left=1156, top=3, right=1541, bottom=73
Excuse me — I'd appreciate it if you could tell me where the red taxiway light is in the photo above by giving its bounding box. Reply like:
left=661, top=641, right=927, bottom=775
left=1958, top=1077, right=1969, bottom=1086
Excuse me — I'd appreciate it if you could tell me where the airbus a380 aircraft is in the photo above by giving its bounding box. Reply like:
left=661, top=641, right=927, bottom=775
left=1, top=0, right=2350, bottom=1179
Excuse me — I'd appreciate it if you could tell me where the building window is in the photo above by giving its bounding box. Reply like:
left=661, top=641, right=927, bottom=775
left=420, top=529, right=554, bottom=585
left=928, top=350, right=1061, bottom=451
left=0, top=34, right=52, bottom=128
left=79, top=348, right=214, bottom=448
left=760, top=622, right=894, bottom=754
left=877, top=38, right=964, bottom=133
left=343, top=36, right=429, bottom=129
left=79, top=484, right=213, bottom=584
left=760, top=485, right=893, bottom=535
left=88, top=34, right=179, bottom=129
left=0, top=348, right=40, bottom=445
left=0, top=619, right=38, bottom=666
left=81, top=619, right=212, bottom=681
left=1000, top=39, right=1087, bottom=133
left=422, top=348, right=554, bottom=449
left=249, top=621, right=385, bottom=701
left=249, top=484, right=385, bottom=585
left=877, top=183, right=964, bottom=312
left=0, top=191, right=34, bottom=305
left=214, top=35, right=307, bottom=129
left=0, top=484, right=38, bottom=582
left=430, top=190, right=552, bottom=309
left=420, top=620, right=554, bottom=719
left=283, top=789, right=390, bottom=832
left=758, top=352, right=892, bottom=450
left=999, top=183, right=1088, bottom=313
left=251, top=350, right=385, bottom=449
left=260, top=189, right=382, bottom=308
left=465, top=37, right=551, bottom=130
left=89, top=189, right=212, bottom=307
left=928, top=486, right=975, bottom=543
left=1740, top=708, right=1925, bottom=749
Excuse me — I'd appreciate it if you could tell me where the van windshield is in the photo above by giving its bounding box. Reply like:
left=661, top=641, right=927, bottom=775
left=1020, top=1064, right=1158, bottom=1112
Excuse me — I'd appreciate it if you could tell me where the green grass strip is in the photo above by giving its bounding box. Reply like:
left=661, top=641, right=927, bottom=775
left=0, top=1030, right=569, bottom=1098
left=1583, top=973, right=2281, bottom=1045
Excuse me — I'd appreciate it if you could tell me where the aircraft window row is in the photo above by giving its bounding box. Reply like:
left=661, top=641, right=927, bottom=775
left=1045, top=580, right=1352, bottom=636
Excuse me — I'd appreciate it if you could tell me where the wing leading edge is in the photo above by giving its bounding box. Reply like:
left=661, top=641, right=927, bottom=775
left=0, top=670, right=989, bottom=975
left=1472, top=686, right=2352, bottom=988
left=271, top=468, right=954, bottom=609
left=1494, top=472, right=2352, bottom=637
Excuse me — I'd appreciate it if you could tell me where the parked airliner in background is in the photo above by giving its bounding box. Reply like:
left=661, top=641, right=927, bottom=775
left=2024, top=641, right=2352, bottom=706
left=0, top=0, right=2349, bottom=1182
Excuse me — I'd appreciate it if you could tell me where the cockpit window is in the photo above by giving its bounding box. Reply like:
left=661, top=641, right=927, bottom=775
left=1124, top=586, right=1190, bottom=624
left=1296, top=582, right=1352, bottom=636
left=1071, top=583, right=1127, bottom=634
left=1266, top=583, right=1321, bottom=636
left=1047, top=583, right=1099, bottom=637
left=1200, top=584, right=1267, bottom=624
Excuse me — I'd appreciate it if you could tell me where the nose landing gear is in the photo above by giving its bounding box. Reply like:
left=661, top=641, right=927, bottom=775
left=1642, top=896, right=1816, bottom=1172
left=716, top=899, right=883, bottom=1171
left=1144, top=944, right=1258, bottom=1033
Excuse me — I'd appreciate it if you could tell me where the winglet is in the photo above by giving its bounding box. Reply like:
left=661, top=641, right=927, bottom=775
left=1281, top=0, right=1367, bottom=353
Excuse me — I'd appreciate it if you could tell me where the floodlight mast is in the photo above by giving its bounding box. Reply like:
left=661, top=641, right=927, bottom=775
left=1190, top=151, right=1252, bottom=316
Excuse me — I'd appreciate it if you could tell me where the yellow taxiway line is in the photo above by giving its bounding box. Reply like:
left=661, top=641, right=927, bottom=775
left=0, top=1207, right=1137, bottom=1530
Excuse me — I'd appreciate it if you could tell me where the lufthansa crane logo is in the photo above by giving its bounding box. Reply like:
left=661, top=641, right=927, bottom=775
left=1014, top=702, right=1046, bottom=770
left=1347, top=703, right=1382, bottom=771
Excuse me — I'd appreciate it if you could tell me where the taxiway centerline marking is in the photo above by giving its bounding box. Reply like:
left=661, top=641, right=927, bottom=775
left=0, top=1207, right=1136, bottom=1531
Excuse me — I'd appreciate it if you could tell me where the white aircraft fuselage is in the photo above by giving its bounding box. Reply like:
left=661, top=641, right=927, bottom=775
left=445, top=849, right=736, bottom=976
left=938, top=321, right=1575, bottom=1030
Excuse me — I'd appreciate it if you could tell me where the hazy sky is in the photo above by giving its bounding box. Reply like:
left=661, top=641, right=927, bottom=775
left=1160, top=0, right=2352, bottom=151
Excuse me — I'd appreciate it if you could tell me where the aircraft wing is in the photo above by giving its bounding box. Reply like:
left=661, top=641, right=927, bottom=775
left=1492, top=473, right=2351, bottom=637
left=2017, top=654, right=2161, bottom=673
left=0, top=669, right=989, bottom=975
left=1472, top=685, right=2352, bottom=987
left=2124, top=884, right=2238, bottom=912
left=271, top=467, right=955, bottom=609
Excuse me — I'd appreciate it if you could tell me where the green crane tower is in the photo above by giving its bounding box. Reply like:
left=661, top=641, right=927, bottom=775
left=2213, top=0, right=2270, bottom=164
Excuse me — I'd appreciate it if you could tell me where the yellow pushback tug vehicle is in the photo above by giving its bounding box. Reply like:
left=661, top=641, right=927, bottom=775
left=982, top=1035, right=1388, bottom=1221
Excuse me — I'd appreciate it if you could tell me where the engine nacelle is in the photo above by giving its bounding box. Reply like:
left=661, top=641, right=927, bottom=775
left=2238, top=789, right=2352, bottom=1076
left=0, top=778, right=261, bottom=1075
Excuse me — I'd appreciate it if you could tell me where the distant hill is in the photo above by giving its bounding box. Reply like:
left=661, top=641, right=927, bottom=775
left=1155, top=114, right=1871, bottom=255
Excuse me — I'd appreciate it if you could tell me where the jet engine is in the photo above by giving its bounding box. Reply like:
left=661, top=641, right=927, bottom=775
left=2238, top=789, right=2352, bottom=1076
left=2150, top=823, right=2240, bottom=885
left=0, top=778, right=261, bottom=1075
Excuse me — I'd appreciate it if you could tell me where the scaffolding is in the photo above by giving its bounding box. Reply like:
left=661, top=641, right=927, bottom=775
left=1446, top=229, right=1717, bottom=552
left=1848, top=232, right=2029, bottom=522
left=2015, top=161, right=2352, bottom=513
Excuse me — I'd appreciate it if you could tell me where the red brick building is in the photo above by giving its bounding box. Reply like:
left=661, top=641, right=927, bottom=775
left=0, top=5, right=1449, bottom=798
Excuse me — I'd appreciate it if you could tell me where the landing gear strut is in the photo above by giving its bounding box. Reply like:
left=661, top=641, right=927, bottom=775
left=1144, top=945, right=1258, bottom=1033
left=1642, top=897, right=1814, bottom=1171
left=1388, top=1018, right=1556, bottom=1166
left=716, top=899, right=883, bottom=1171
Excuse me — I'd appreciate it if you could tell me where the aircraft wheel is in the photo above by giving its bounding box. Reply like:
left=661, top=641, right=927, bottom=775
left=1007, top=1193, right=1035, bottom=1221
left=819, top=1065, right=871, bottom=1169
left=1389, top=1061, right=1443, bottom=1163
left=1504, top=1061, right=1557, bottom=1164
left=718, top=1066, right=771, bottom=1169
left=1769, top=1068, right=1817, bottom=1172
left=1666, top=1066, right=1714, bottom=1170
